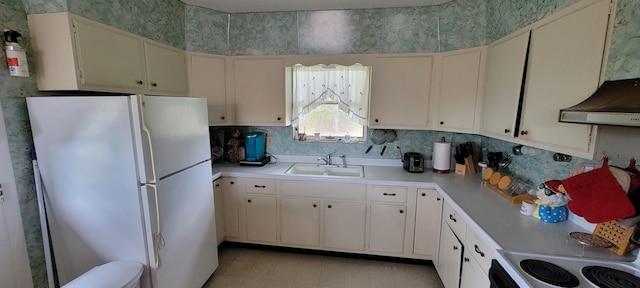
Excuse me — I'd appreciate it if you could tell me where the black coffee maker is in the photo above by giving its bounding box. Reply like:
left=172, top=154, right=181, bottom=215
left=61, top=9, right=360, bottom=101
left=487, top=152, right=503, bottom=170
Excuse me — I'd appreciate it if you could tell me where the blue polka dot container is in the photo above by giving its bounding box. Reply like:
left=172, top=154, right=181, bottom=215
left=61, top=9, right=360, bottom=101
left=538, top=204, right=568, bottom=223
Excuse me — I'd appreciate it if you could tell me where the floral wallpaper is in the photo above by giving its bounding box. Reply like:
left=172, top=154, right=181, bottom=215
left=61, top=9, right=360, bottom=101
left=4, top=0, right=640, bottom=286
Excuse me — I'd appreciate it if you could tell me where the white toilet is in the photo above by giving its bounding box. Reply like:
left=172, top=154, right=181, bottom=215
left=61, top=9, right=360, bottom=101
left=62, top=261, right=143, bottom=288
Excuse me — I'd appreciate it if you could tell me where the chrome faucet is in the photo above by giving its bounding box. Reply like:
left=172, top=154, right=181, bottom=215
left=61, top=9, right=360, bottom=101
left=338, top=154, right=347, bottom=168
left=317, top=152, right=334, bottom=166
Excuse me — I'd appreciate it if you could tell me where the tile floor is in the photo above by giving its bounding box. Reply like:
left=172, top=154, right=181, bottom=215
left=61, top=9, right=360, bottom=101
left=202, top=245, right=444, bottom=288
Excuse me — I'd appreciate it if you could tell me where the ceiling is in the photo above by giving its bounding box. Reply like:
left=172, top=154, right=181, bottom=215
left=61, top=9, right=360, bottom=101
left=181, top=0, right=453, bottom=13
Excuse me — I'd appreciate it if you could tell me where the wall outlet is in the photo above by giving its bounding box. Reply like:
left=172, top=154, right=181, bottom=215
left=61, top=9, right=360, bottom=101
left=394, top=141, right=400, bottom=150
left=266, top=136, right=273, bottom=146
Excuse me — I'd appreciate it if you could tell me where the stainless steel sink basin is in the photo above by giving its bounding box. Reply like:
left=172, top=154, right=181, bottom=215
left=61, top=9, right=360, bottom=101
left=284, top=163, right=364, bottom=178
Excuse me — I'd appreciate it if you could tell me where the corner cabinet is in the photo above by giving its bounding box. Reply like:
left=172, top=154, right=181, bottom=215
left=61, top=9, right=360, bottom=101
left=414, top=189, right=443, bottom=260
left=433, top=48, right=486, bottom=133
left=187, top=53, right=231, bottom=125
left=369, top=55, right=434, bottom=129
left=27, top=12, right=187, bottom=95
left=231, top=57, right=291, bottom=126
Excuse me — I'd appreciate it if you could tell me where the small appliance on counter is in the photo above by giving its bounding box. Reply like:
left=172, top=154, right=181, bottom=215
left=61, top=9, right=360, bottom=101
left=403, top=152, right=424, bottom=173
left=240, top=132, right=270, bottom=166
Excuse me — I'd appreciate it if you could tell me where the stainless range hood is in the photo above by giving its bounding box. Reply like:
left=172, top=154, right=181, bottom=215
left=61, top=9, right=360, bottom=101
left=559, top=78, right=640, bottom=127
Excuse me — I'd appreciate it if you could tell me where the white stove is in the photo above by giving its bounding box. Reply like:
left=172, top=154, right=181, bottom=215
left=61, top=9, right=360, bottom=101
left=495, top=250, right=640, bottom=288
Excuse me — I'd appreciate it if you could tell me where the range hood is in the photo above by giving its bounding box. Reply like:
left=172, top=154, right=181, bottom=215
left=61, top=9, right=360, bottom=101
left=559, top=78, right=640, bottom=127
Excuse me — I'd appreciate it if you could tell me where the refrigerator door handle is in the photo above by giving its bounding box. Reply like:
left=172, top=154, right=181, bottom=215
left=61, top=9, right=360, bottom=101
left=138, top=95, right=158, bottom=184
left=147, top=183, right=165, bottom=269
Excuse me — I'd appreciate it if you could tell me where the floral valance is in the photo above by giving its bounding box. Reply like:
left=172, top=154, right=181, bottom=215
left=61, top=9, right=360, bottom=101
left=291, top=63, right=371, bottom=125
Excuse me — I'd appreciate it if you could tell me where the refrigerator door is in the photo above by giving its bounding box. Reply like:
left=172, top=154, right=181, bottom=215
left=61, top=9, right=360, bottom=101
left=147, top=161, right=218, bottom=288
left=136, top=95, right=211, bottom=179
left=27, top=96, right=149, bottom=285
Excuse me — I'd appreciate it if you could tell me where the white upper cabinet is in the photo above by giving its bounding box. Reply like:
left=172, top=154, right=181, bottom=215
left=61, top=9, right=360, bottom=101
left=519, top=0, right=610, bottom=158
left=144, top=41, right=188, bottom=95
left=481, top=31, right=530, bottom=139
left=433, top=48, right=485, bottom=133
left=232, top=57, right=291, bottom=126
left=188, top=53, right=230, bottom=125
left=370, top=55, right=434, bottom=129
left=27, top=13, right=187, bottom=95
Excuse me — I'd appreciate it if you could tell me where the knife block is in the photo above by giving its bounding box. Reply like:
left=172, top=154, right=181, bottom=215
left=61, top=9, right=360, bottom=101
left=455, top=158, right=476, bottom=175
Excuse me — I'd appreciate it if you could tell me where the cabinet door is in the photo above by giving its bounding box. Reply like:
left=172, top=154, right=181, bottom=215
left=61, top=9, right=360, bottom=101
left=436, top=225, right=462, bottom=288
left=414, top=189, right=443, bottom=259
left=481, top=31, right=530, bottom=139
left=437, top=49, right=483, bottom=132
left=188, top=53, right=229, bottom=125
left=369, top=204, right=406, bottom=254
left=233, top=57, right=288, bottom=126
left=72, top=18, right=147, bottom=92
left=519, top=0, right=609, bottom=157
left=145, top=41, right=188, bottom=95
left=324, top=201, right=366, bottom=251
left=222, top=178, right=239, bottom=239
left=245, top=196, right=277, bottom=243
left=370, top=56, right=433, bottom=129
left=461, top=250, right=490, bottom=288
left=280, top=198, right=320, bottom=247
left=213, top=179, right=225, bottom=244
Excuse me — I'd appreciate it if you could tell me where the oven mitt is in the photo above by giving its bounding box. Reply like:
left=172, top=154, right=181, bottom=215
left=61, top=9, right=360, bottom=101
left=562, top=164, right=635, bottom=223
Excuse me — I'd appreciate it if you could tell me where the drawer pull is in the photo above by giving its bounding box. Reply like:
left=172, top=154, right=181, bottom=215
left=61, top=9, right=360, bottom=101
left=313, top=204, right=317, bottom=208
left=254, top=185, right=266, bottom=188
left=230, top=181, right=234, bottom=185
left=449, top=214, right=457, bottom=222
left=453, top=246, right=459, bottom=251
left=399, top=210, right=404, bottom=214
left=247, top=199, right=252, bottom=203
left=464, top=257, right=470, bottom=262
left=383, top=193, right=397, bottom=196
left=421, top=193, right=426, bottom=197
left=437, top=198, right=441, bottom=201
left=474, top=245, right=485, bottom=257
left=215, top=184, right=220, bottom=187
left=328, top=205, right=332, bottom=208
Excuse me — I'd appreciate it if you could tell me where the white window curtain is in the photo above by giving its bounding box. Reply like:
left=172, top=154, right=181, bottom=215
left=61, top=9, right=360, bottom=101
left=291, top=63, right=371, bottom=125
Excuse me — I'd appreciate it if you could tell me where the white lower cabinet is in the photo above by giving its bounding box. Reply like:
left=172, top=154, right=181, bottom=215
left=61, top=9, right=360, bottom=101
left=280, top=198, right=320, bottom=247
left=369, top=204, right=407, bottom=254
left=213, top=179, right=225, bottom=244
left=222, top=178, right=239, bottom=239
left=245, top=196, right=277, bottom=243
left=414, top=189, right=443, bottom=259
left=461, top=249, right=490, bottom=288
left=437, top=224, right=463, bottom=288
left=324, top=201, right=367, bottom=251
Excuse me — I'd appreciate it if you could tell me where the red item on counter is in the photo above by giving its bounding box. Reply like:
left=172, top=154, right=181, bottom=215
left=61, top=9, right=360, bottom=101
left=562, top=161, right=635, bottom=223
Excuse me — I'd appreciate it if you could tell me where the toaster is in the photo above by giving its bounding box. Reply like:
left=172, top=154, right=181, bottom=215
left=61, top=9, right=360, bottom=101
left=403, top=152, right=424, bottom=173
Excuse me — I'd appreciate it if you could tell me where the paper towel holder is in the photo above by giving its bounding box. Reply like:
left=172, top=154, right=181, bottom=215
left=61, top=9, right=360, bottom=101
left=433, top=137, right=451, bottom=174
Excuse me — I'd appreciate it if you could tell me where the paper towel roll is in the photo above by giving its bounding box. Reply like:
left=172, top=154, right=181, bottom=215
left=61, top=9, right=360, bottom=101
left=433, top=142, right=451, bottom=173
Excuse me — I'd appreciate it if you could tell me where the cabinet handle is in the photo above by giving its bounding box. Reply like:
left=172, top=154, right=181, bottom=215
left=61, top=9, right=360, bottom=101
left=313, top=204, right=317, bottom=208
left=421, top=193, right=426, bottom=197
left=328, top=205, right=332, bottom=208
left=437, top=198, right=441, bottom=201
left=449, top=214, right=457, bottom=222
left=504, top=129, right=510, bottom=134
left=247, top=199, right=252, bottom=203
left=440, top=121, right=444, bottom=125
left=464, top=257, right=470, bottom=262
left=221, top=116, right=225, bottom=120
left=277, top=117, right=282, bottom=121
left=230, top=181, right=234, bottom=185
left=399, top=210, right=404, bottom=214
left=136, top=80, right=144, bottom=85
left=453, top=246, right=459, bottom=251
left=383, top=193, right=396, bottom=196
left=254, top=185, right=266, bottom=188
left=375, top=119, right=379, bottom=123
left=151, top=82, right=158, bottom=87
left=520, top=130, right=528, bottom=136
left=474, top=245, right=485, bottom=257
left=215, top=184, right=220, bottom=187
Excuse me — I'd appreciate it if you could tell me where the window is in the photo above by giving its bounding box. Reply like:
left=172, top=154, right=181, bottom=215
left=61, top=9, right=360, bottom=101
left=291, top=63, right=371, bottom=142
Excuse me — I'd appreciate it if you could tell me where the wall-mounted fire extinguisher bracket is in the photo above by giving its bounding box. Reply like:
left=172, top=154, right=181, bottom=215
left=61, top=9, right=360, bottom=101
left=4, top=29, right=29, bottom=77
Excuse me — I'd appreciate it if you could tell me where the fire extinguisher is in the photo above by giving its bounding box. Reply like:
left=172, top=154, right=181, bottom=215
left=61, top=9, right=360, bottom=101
left=4, top=29, right=29, bottom=77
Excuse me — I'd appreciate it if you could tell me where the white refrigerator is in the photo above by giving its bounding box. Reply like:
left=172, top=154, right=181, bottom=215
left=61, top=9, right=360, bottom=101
left=27, top=95, right=218, bottom=288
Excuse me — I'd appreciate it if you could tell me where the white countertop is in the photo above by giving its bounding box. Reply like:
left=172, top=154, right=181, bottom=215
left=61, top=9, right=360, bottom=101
left=212, top=159, right=636, bottom=263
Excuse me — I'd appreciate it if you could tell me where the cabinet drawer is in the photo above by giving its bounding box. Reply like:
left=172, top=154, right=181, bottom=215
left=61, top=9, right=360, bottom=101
left=242, top=178, right=276, bottom=195
left=443, top=200, right=466, bottom=239
left=368, top=185, right=407, bottom=203
left=465, top=226, right=493, bottom=273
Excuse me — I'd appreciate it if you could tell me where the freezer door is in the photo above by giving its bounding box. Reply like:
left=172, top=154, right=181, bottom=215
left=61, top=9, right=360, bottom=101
left=26, top=96, right=149, bottom=285
left=147, top=161, right=218, bottom=288
left=136, top=95, right=211, bottom=179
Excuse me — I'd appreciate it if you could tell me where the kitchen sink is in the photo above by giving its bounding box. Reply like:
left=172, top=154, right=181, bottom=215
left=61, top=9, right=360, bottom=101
left=284, top=163, right=364, bottom=178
